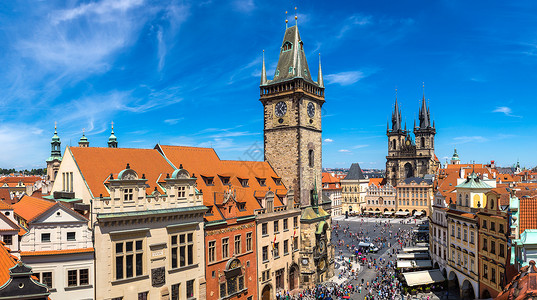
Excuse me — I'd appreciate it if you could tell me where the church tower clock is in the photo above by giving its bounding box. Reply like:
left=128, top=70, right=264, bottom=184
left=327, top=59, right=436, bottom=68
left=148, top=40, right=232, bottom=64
left=260, top=24, right=325, bottom=208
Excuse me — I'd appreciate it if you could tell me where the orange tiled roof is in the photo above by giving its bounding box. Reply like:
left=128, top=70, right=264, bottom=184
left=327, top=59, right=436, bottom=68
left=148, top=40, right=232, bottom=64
left=520, top=196, right=537, bottom=235
left=12, top=195, right=55, bottom=223
left=322, top=172, right=340, bottom=184
left=496, top=261, right=537, bottom=300
left=20, top=247, right=94, bottom=257
left=0, top=189, right=11, bottom=203
left=0, top=200, right=11, bottom=210
left=368, top=178, right=385, bottom=187
left=157, top=145, right=288, bottom=222
left=69, top=147, right=175, bottom=198
left=0, top=176, right=41, bottom=184
left=0, top=242, right=16, bottom=285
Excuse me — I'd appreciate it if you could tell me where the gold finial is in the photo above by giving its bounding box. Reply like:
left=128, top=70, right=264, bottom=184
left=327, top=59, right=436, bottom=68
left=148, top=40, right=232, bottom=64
left=285, top=11, right=288, bottom=27
left=295, top=7, right=298, bottom=24
left=111, top=121, right=114, bottom=129
left=54, top=121, right=57, bottom=130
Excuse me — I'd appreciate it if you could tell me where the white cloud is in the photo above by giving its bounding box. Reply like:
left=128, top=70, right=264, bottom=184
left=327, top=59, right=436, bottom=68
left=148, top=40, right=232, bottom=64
left=352, top=144, right=369, bottom=149
left=337, top=14, right=372, bottom=39
left=453, top=136, right=488, bottom=144
left=51, top=0, right=145, bottom=24
left=232, top=0, right=255, bottom=13
left=324, top=138, right=333, bottom=143
left=338, top=149, right=351, bottom=153
left=164, top=118, right=183, bottom=125
left=493, top=106, right=521, bottom=118
left=325, top=71, right=365, bottom=86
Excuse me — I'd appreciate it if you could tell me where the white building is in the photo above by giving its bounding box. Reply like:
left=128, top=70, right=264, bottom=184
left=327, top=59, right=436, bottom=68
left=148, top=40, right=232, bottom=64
left=13, top=195, right=93, bottom=300
left=0, top=200, right=23, bottom=254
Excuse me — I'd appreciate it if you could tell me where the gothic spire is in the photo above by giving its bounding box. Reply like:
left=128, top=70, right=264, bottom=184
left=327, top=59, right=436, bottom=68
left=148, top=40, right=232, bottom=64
left=272, top=24, right=313, bottom=83
left=418, top=93, right=431, bottom=129
left=391, top=97, right=402, bottom=131
left=317, top=53, right=324, bottom=88
left=260, top=50, right=268, bottom=85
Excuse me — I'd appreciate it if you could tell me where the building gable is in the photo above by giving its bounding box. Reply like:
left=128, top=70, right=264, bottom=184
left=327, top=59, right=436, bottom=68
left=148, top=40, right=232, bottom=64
left=31, top=203, right=87, bottom=224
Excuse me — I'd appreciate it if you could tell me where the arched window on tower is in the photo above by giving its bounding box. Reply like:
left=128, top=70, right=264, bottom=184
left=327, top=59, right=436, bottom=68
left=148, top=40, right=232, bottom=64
left=392, top=139, right=397, bottom=149
left=421, top=137, right=425, bottom=148
left=309, top=150, right=314, bottom=168
left=282, top=41, right=293, bottom=52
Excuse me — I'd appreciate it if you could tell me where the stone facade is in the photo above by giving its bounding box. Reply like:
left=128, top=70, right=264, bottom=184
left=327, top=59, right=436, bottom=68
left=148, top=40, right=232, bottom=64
left=385, top=97, right=438, bottom=187
left=364, top=181, right=396, bottom=214
left=341, top=178, right=368, bottom=214
left=395, top=178, right=433, bottom=217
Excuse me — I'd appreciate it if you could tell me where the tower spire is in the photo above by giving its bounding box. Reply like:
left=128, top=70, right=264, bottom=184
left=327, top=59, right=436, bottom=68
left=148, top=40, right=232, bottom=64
left=392, top=95, right=402, bottom=131
left=261, top=50, right=267, bottom=85
left=419, top=83, right=430, bottom=129
left=108, top=122, right=118, bottom=148
left=317, top=53, right=324, bottom=87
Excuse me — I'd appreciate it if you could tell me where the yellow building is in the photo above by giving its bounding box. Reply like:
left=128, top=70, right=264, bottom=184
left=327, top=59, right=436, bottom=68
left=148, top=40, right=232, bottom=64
left=395, top=177, right=433, bottom=217
left=341, top=163, right=368, bottom=215
left=477, top=190, right=510, bottom=299
left=446, top=171, right=493, bottom=299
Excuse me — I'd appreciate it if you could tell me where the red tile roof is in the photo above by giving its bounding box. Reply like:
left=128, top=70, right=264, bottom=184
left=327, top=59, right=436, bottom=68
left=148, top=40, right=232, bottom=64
left=12, top=195, right=55, bottom=223
left=0, top=189, right=11, bottom=204
left=0, top=176, right=41, bottom=184
left=20, top=247, right=94, bottom=257
left=368, top=178, right=385, bottom=187
left=520, top=196, right=537, bottom=235
left=0, top=242, right=16, bottom=285
left=497, top=260, right=537, bottom=300
left=322, top=172, right=340, bottom=184
left=69, top=147, right=175, bottom=197
left=157, top=145, right=288, bottom=222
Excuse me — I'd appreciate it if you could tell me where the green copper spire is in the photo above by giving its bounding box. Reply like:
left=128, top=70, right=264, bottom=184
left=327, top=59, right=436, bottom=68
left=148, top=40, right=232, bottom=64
left=47, top=122, right=62, bottom=162
left=79, top=129, right=89, bottom=147
left=312, top=179, right=319, bottom=208
left=108, top=122, right=118, bottom=148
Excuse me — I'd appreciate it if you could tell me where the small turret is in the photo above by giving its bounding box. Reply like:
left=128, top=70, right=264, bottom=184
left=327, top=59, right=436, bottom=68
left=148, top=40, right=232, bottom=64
left=260, top=50, right=268, bottom=85
left=108, top=122, right=118, bottom=148
left=318, top=53, right=324, bottom=88
left=78, top=129, right=89, bottom=147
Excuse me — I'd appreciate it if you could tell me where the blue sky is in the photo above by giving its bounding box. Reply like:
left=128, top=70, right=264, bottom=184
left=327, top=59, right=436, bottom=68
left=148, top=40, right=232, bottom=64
left=1, top=0, right=537, bottom=170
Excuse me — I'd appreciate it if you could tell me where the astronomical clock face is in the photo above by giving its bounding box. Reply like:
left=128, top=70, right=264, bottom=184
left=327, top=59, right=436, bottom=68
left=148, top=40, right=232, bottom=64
left=318, top=259, right=326, bottom=271
left=307, top=102, right=315, bottom=118
left=318, top=240, right=326, bottom=254
left=275, top=101, right=287, bottom=117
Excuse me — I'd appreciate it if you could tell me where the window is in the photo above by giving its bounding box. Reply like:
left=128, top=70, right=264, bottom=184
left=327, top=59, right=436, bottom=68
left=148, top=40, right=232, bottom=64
left=171, top=233, right=194, bottom=268
left=172, top=283, right=180, bottom=300
left=483, top=264, right=488, bottom=279
left=500, top=244, right=505, bottom=258
left=274, top=242, right=280, bottom=258
left=470, top=258, right=475, bottom=271
left=463, top=229, right=467, bottom=241
left=3, top=235, right=12, bottom=245
left=239, top=178, right=249, bottom=187
left=67, top=232, right=76, bottom=241
left=483, top=220, right=487, bottom=229
left=483, top=238, right=488, bottom=251
left=457, top=227, right=461, bottom=239
left=246, top=232, right=252, bottom=252
left=234, top=235, right=241, bottom=255
left=222, top=238, right=229, bottom=259
left=491, top=268, right=496, bottom=283
left=262, top=223, right=268, bottom=236
left=499, top=224, right=505, bottom=233
left=42, top=272, right=53, bottom=288
left=208, top=241, right=216, bottom=263
left=274, top=220, right=279, bottom=233
left=273, top=177, right=282, bottom=185
left=282, top=41, right=293, bottom=51
left=293, top=217, right=298, bottom=228
left=115, top=239, right=144, bottom=280
left=177, top=186, right=186, bottom=197
left=186, top=279, right=194, bottom=299
left=220, top=176, right=230, bottom=185
left=283, top=219, right=288, bottom=231
left=491, top=222, right=496, bottom=232
left=308, top=150, right=314, bottom=168
left=79, top=269, right=89, bottom=285
left=42, top=233, right=51, bottom=242
left=138, top=292, right=148, bottom=300
left=275, top=269, right=284, bottom=290
left=491, top=241, right=496, bottom=254
left=124, top=188, right=134, bottom=201
left=288, top=66, right=293, bottom=74
left=220, top=282, right=226, bottom=298
left=293, top=237, right=298, bottom=250
left=284, top=240, right=289, bottom=255
left=257, top=178, right=266, bottom=186
left=262, top=246, right=268, bottom=261
left=470, top=231, right=475, bottom=244
left=68, top=270, right=78, bottom=286
left=199, top=176, right=213, bottom=186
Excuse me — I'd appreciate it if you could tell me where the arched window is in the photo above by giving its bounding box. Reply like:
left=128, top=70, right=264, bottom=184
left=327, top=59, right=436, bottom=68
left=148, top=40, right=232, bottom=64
left=465, top=194, right=469, bottom=207
left=282, top=41, right=293, bottom=51
left=458, top=194, right=462, bottom=205
left=392, top=139, right=397, bottom=149
left=308, top=150, right=314, bottom=168
left=490, top=198, right=494, bottom=209
left=421, top=137, right=425, bottom=148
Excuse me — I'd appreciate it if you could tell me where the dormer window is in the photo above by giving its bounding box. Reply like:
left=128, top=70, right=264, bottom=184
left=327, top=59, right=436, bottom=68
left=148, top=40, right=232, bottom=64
left=273, top=177, right=282, bottom=186
left=288, top=67, right=293, bottom=74
left=124, top=188, right=133, bottom=201
left=219, top=176, right=230, bottom=185
left=275, top=70, right=280, bottom=77
left=202, top=176, right=214, bottom=186
left=257, top=178, right=266, bottom=186
left=177, top=186, right=186, bottom=198
left=239, top=178, right=249, bottom=187
left=282, top=41, right=292, bottom=52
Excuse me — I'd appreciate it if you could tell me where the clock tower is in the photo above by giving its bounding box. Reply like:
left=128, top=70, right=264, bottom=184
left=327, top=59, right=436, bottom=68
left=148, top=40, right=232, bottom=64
left=260, top=23, right=333, bottom=287
left=260, top=24, right=325, bottom=208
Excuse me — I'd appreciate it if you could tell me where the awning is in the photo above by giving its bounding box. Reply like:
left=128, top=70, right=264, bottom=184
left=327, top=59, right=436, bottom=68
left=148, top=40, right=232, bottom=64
left=395, top=211, right=410, bottom=216
left=416, top=243, right=429, bottom=247
left=365, top=210, right=381, bottom=214
left=403, top=269, right=445, bottom=287
left=397, top=260, right=432, bottom=269
left=402, top=247, right=429, bottom=253
left=413, top=229, right=429, bottom=233
left=383, top=211, right=394, bottom=215
left=397, top=253, right=430, bottom=260
left=414, top=211, right=424, bottom=216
